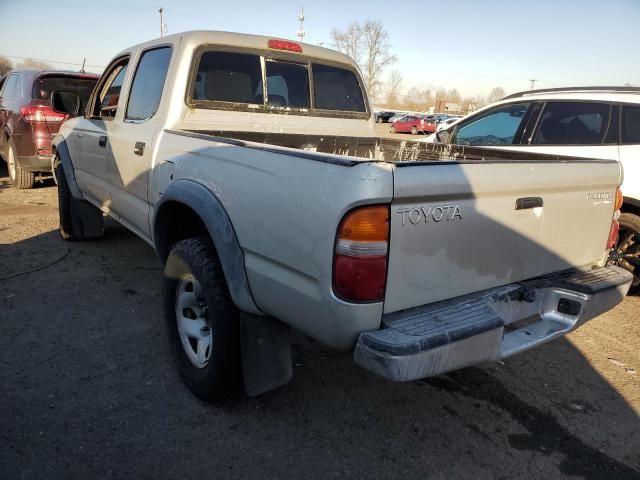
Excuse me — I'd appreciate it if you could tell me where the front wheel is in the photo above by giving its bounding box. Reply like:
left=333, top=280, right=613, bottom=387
left=610, top=212, right=640, bottom=293
left=163, top=237, right=241, bottom=400
left=389, top=126, right=396, bottom=134
left=411, top=126, right=418, bottom=135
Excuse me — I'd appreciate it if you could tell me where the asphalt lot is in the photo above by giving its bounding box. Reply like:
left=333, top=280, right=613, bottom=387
left=0, top=163, right=639, bottom=480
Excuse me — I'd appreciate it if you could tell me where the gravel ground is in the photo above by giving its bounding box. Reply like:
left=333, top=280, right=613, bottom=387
left=1, top=164, right=639, bottom=480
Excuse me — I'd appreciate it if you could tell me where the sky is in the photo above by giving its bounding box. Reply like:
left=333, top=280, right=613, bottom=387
left=0, top=0, right=638, bottom=99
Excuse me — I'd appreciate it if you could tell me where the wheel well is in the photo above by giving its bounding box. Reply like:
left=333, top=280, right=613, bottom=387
left=622, top=199, right=640, bottom=219
left=154, top=201, right=210, bottom=263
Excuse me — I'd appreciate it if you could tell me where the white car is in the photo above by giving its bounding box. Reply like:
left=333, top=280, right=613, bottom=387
left=436, top=116, right=462, bottom=131
left=430, top=87, right=640, bottom=290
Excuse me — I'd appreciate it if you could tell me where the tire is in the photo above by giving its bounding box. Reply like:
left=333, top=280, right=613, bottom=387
left=163, top=237, right=241, bottom=400
left=377, top=117, right=383, bottom=124
left=612, top=212, right=640, bottom=293
left=7, top=139, right=34, bottom=189
left=411, top=127, right=418, bottom=135
left=389, top=126, right=396, bottom=134
left=55, top=159, right=104, bottom=240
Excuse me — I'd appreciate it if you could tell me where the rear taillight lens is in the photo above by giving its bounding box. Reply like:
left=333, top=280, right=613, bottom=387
left=607, top=187, right=623, bottom=249
left=20, top=105, right=66, bottom=123
left=333, top=205, right=389, bottom=302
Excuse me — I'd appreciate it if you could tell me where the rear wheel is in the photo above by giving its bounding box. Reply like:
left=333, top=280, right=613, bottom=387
left=411, top=126, right=418, bottom=135
left=377, top=117, right=383, bottom=124
left=163, top=237, right=241, bottom=400
left=7, top=140, right=34, bottom=189
left=611, top=212, right=640, bottom=293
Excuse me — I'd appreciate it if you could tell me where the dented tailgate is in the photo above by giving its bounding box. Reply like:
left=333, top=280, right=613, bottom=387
left=384, top=160, right=622, bottom=314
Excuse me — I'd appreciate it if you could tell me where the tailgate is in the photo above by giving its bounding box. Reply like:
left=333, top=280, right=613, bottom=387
left=384, top=160, right=621, bottom=313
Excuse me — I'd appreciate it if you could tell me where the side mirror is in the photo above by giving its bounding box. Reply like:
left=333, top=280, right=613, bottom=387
left=436, top=129, right=451, bottom=144
left=51, top=91, right=81, bottom=116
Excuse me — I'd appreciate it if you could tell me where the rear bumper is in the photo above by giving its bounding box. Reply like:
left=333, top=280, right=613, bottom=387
left=354, top=265, right=632, bottom=381
left=17, top=154, right=54, bottom=172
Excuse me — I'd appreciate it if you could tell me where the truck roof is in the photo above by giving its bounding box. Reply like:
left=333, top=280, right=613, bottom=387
left=116, top=30, right=357, bottom=67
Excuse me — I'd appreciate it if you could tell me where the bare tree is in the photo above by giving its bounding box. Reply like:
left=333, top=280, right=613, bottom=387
left=446, top=88, right=461, bottom=103
left=16, top=58, right=52, bottom=70
left=332, top=20, right=397, bottom=103
left=487, top=86, right=506, bottom=104
left=331, top=22, right=362, bottom=65
left=0, top=56, right=12, bottom=76
left=403, top=87, right=431, bottom=111
left=384, top=69, right=403, bottom=107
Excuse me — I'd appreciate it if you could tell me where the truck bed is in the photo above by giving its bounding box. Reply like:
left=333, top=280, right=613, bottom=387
left=173, top=128, right=599, bottom=164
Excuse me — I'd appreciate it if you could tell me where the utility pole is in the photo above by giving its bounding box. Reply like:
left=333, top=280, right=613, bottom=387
left=529, top=79, right=537, bottom=90
left=297, top=8, right=306, bottom=41
left=159, top=7, right=165, bottom=37
left=80, top=58, right=86, bottom=73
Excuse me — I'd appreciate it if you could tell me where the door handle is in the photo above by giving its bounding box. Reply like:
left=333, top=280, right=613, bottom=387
left=134, top=142, right=145, bottom=156
left=515, top=197, right=543, bottom=210
left=98, top=135, right=107, bottom=148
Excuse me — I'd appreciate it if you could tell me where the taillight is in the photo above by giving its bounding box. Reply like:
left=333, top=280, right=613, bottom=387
left=333, top=205, right=389, bottom=302
left=267, top=39, right=303, bottom=53
left=607, top=187, right=623, bottom=249
left=20, top=105, right=66, bottom=123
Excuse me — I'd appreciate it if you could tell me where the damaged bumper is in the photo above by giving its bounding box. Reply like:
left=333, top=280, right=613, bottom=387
left=354, top=265, right=633, bottom=382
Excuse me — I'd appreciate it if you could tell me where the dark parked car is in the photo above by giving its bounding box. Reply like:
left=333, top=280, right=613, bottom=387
left=374, top=110, right=397, bottom=123
left=0, top=70, right=98, bottom=188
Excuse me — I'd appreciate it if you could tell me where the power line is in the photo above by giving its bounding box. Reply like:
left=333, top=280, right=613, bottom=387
left=0, top=54, right=105, bottom=69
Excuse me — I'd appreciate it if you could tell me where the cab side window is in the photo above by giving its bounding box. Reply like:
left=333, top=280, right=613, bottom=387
left=532, top=102, right=611, bottom=145
left=622, top=106, right=640, bottom=144
left=454, top=103, right=530, bottom=146
left=126, top=47, right=172, bottom=121
left=0, top=74, right=20, bottom=99
left=91, top=58, right=129, bottom=119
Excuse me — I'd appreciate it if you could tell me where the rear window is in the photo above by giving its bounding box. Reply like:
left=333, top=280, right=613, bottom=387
left=312, top=63, right=365, bottom=112
left=622, top=106, right=640, bottom=144
left=190, top=49, right=367, bottom=115
left=532, top=102, right=611, bottom=145
left=193, top=51, right=262, bottom=104
left=33, top=75, right=97, bottom=110
left=261, top=61, right=310, bottom=109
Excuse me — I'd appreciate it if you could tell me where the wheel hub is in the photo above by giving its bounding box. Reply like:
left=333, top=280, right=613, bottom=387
left=175, top=274, right=212, bottom=368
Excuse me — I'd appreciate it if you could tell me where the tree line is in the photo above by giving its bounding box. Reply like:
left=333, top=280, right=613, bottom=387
left=331, top=21, right=508, bottom=112
left=0, top=56, right=53, bottom=76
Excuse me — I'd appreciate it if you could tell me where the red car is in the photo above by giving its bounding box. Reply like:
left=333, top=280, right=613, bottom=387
left=389, top=114, right=437, bottom=135
left=0, top=70, right=99, bottom=188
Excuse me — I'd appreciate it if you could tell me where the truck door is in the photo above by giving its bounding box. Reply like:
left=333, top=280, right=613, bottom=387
left=71, top=57, right=130, bottom=208
left=107, top=46, right=172, bottom=239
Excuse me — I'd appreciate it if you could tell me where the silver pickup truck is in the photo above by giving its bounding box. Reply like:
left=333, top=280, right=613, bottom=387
left=51, top=31, right=632, bottom=399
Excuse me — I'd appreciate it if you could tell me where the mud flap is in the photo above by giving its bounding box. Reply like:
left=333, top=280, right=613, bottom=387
left=70, top=198, right=104, bottom=238
left=240, top=313, right=292, bottom=396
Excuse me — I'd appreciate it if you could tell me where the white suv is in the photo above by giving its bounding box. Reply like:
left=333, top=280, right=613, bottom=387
left=432, top=87, right=640, bottom=290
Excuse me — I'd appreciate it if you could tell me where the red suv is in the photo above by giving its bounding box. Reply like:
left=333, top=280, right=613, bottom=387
left=0, top=70, right=98, bottom=188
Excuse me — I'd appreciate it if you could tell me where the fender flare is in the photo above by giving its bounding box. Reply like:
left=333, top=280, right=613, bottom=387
left=153, top=180, right=262, bottom=316
left=52, top=135, right=83, bottom=200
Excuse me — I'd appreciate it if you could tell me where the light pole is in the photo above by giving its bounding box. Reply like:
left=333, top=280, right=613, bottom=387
left=159, top=7, right=165, bottom=37
left=297, top=8, right=306, bottom=41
